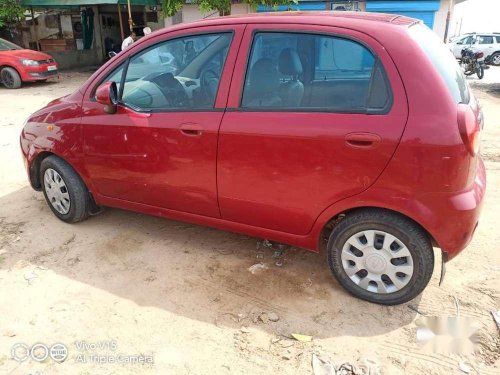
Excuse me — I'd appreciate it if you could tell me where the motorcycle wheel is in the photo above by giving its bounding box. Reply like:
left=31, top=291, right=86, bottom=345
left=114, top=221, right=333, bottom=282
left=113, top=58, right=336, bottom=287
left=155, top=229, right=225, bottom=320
left=476, top=66, right=484, bottom=79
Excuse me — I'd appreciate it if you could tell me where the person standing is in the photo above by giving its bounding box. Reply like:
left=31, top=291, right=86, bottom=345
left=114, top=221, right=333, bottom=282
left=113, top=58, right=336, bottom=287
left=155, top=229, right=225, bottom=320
left=121, top=31, right=137, bottom=51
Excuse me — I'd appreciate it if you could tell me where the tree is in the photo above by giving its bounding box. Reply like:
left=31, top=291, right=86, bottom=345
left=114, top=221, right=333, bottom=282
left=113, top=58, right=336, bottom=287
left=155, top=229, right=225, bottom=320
left=198, top=0, right=231, bottom=16
left=162, top=0, right=298, bottom=18
left=0, top=0, right=25, bottom=28
left=162, top=0, right=184, bottom=17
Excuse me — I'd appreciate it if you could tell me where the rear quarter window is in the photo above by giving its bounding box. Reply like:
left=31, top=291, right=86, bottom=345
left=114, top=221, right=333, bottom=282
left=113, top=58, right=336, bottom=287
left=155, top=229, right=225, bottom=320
left=409, top=25, right=470, bottom=104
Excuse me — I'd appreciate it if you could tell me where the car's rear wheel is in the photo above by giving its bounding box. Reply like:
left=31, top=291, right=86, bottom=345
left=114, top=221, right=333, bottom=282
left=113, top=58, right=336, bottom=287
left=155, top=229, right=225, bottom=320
left=40, top=156, right=90, bottom=223
left=490, top=52, right=500, bottom=66
left=327, top=209, right=434, bottom=305
left=1, top=67, right=22, bottom=89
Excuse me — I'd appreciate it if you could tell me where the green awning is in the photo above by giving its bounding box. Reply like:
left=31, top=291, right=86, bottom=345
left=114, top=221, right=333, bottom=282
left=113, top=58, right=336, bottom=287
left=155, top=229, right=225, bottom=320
left=21, top=0, right=158, bottom=7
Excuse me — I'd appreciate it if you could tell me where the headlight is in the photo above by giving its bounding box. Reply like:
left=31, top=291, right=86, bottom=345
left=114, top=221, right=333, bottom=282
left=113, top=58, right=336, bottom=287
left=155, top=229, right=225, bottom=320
left=21, top=59, right=40, bottom=66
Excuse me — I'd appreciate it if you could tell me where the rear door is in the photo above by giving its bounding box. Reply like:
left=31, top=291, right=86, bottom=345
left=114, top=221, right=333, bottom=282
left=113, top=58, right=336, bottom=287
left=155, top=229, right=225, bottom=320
left=217, top=24, right=408, bottom=235
left=477, top=35, right=495, bottom=58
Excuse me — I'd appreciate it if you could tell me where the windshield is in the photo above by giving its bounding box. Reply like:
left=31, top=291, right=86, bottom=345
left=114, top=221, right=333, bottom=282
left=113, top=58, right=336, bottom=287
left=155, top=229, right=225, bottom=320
left=409, top=24, right=470, bottom=104
left=0, top=38, right=21, bottom=51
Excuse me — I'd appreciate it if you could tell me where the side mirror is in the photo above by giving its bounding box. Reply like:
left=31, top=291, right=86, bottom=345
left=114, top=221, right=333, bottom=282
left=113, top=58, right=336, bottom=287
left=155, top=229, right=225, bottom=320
left=96, top=81, right=118, bottom=114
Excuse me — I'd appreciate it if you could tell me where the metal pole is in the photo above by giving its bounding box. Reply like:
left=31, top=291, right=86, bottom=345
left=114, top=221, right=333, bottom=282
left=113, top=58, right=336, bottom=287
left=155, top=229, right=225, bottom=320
left=444, top=0, right=454, bottom=42
left=127, top=0, right=133, bottom=32
left=31, top=7, right=39, bottom=50
left=118, top=4, right=124, bottom=39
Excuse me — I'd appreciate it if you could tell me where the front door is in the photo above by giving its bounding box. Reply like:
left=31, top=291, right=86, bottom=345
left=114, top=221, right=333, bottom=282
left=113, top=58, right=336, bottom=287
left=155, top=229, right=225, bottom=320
left=217, top=24, right=408, bottom=235
left=82, top=26, right=243, bottom=217
left=453, top=35, right=474, bottom=58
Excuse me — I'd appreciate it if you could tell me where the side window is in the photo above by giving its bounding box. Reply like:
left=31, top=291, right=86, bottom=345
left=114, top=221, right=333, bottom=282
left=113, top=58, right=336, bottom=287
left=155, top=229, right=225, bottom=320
left=100, top=63, right=124, bottom=93
left=119, top=33, right=232, bottom=111
left=241, top=32, right=390, bottom=113
left=496, top=36, right=500, bottom=43
left=478, top=36, right=494, bottom=44
left=458, top=35, right=478, bottom=45
left=315, top=36, right=375, bottom=80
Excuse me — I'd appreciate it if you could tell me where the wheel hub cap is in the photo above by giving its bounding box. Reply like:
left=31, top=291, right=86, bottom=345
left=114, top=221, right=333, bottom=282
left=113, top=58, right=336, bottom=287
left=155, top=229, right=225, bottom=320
left=364, top=252, right=387, bottom=274
left=341, top=230, right=414, bottom=294
left=44, top=168, right=71, bottom=214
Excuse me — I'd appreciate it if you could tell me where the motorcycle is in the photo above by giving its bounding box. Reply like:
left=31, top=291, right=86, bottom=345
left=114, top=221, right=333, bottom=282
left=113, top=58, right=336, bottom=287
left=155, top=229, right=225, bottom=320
left=460, top=47, right=485, bottom=79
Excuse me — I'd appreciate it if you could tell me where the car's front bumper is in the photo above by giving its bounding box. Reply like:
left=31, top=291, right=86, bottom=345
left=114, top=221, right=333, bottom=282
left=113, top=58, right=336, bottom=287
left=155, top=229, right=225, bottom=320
left=20, top=64, right=59, bottom=82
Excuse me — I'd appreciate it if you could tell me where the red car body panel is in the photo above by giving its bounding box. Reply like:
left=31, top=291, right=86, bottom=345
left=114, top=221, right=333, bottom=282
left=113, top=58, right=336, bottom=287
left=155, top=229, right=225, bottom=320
left=20, top=12, right=486, bottom=261
left=0, top=48, right=58, bottom=82
left=218, top=23, right=408, bottom=235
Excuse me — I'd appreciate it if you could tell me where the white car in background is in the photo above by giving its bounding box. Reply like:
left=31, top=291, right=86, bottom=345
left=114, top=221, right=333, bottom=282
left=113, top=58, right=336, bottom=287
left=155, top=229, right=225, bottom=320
left=448, top=33, right=500, bottom=65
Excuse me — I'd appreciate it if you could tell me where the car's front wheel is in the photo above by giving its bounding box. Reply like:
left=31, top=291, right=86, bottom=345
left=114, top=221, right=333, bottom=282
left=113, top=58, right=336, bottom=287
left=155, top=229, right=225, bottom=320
left=1, top=67, right=22, bottom=89
left=490, top=52, right=500, bottom=66
left=327, top=209, right=434, bottom=305
left=40, top=156, right=90, bottom=223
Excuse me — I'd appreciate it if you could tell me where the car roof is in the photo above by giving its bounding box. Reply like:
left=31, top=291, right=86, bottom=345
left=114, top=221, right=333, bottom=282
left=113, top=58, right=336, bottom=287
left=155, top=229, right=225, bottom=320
left=136, top=11, right=422, bottom=58
left=190, top=11, right=420, bottom=28
left=458, top=32, right=500, bottom=36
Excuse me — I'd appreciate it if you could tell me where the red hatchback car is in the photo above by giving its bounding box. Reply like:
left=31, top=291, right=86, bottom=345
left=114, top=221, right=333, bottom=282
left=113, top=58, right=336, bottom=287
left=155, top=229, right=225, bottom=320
left=0, top=38, right=58, bottom=89
left=20, top=12, right=485, bottom=304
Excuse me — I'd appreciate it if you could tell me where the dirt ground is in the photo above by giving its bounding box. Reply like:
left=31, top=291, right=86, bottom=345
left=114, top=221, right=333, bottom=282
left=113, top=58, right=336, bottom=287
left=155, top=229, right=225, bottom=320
left=0, top=69, right=499, bottom=375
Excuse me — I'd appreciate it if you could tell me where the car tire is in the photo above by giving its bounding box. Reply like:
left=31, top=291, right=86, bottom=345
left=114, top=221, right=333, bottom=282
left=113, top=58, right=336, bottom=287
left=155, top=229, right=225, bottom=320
left=490, top=52, right=500, bottom=66
left=327, top=209, right=434, bottom=305
left=1, top=67, right=22, bottom=89
left=40, top=156, right=90, bottom=223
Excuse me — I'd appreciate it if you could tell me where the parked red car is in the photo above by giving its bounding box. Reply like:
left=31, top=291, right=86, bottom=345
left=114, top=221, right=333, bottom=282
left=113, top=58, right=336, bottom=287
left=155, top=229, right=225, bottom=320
left=0, top=38, right=58, bottom=89
left=20, top=12, right=485, bottom=305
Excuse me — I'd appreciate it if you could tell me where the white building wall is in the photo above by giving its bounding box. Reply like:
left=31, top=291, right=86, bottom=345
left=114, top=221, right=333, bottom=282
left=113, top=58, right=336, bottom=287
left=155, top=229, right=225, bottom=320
left=231, top=3, right=253, bottom=15
left=433, top=0, right=450, bottom=40
left=182, top=4, right=218, bottom=23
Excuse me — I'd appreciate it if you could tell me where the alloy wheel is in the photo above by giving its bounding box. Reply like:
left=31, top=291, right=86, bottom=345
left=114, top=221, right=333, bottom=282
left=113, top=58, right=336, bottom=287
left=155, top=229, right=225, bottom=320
left=1, top=70, right=14, bottom=88
left=492, top=54, right=500, bottom=65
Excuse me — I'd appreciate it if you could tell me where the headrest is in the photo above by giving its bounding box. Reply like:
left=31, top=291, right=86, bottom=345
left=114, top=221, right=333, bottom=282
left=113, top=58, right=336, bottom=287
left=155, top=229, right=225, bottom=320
left=278, top=48, right=303, bottom=76
left=249, top=58, right=280, bottom=93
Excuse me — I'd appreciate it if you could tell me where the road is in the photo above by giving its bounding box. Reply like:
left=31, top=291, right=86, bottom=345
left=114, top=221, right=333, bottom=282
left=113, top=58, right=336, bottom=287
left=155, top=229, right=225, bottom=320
left=0, top=70, right=498, bottom=374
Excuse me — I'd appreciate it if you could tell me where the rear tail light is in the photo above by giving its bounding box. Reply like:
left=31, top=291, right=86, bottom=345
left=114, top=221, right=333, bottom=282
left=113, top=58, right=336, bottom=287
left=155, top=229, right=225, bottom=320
left=457, top=104, right=481, bottom=155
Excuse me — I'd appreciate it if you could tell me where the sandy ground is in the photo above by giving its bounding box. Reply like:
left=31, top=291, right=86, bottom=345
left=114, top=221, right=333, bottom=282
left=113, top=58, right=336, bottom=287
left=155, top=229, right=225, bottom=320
left=0, top=69, right=499, bottom=375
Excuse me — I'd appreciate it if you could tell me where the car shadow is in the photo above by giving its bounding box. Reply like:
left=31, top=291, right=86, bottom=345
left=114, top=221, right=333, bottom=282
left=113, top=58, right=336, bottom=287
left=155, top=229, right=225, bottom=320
left=0, top=186, right=428, bottom=340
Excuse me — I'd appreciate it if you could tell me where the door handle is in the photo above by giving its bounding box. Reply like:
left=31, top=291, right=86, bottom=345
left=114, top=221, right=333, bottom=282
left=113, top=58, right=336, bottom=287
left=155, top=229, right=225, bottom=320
left=345, top=133, right=381, bottom=149
left=180, top=123, right=203, bottom=137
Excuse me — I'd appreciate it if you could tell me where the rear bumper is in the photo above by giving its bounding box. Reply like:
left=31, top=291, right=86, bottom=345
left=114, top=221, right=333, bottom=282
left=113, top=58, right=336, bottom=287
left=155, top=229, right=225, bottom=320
left=435, top=158, right=486, bottom=260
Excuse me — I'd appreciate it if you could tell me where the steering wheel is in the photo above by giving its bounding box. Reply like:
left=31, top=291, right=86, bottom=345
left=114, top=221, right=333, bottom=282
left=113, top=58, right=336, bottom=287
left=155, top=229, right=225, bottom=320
left=200, top=69, right=220, bottom=105
left=150, top=72, right=189, bottom=108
